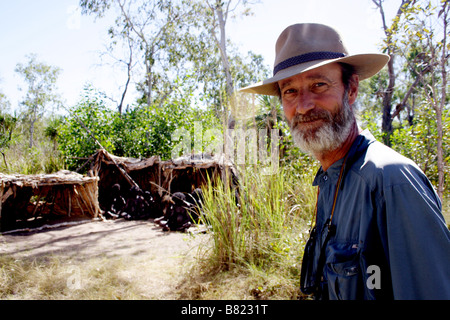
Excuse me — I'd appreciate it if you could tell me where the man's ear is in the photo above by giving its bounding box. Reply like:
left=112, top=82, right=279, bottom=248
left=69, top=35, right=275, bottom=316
left=347, top=74, right=359, bottom=105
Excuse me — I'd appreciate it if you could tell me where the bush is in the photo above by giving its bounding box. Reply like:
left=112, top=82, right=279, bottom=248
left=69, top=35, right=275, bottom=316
left=58, top=89, right=116, bottom=170
left=58, top=88, right=222, bottom=170
left=390, top=101, right=449, bottom=196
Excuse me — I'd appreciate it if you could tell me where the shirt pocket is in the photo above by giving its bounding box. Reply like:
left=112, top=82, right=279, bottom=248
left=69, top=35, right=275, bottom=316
left=325, top=241, right=363, bottom=300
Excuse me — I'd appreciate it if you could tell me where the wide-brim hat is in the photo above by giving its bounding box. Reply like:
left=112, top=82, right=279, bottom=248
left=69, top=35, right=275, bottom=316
left=240, top=23, right=390, bottom=96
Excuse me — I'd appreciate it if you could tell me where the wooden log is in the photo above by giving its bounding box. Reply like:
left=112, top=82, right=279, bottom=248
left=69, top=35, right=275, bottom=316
left=31, top=192, right=43, bottom=218
left=73, top=187, right=86, bottom=217
left=68, top=187, right=72, bottom=217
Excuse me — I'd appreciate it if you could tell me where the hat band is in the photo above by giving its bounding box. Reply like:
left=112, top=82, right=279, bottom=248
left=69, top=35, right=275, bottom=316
left=273, top=51, right=346, bottom=76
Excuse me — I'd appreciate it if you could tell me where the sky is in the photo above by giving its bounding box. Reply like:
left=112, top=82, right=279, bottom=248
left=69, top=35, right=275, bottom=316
left=0, top=0, right=402, bottom=113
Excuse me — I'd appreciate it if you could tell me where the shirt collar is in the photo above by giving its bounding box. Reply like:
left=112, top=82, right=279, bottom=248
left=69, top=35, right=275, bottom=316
left=312, top=129, right=375, bottom=187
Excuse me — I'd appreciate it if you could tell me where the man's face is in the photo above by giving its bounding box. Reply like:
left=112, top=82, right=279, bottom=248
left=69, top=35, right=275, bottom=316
left=279, top=63, right=357, bottom=154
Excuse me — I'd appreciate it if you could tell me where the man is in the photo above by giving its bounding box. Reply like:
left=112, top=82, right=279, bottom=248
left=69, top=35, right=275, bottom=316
left=241, top=23, right=450, bottom=300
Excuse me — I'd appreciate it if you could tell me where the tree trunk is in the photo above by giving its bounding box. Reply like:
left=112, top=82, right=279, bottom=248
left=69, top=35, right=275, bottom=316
left=214, top=0, right=236, bottom=135
left=216, top=4, right=234, bottom=100
left=374, top=0, right=415, bottom=146
left=436, top=2, right=448, bottom=201
left=382, top=56, right=395, bottom=146
left=29, top=105, right=38, bottom=148
left=118, top=38, right=133, bottom=115
left=146, top=51, right=153, bottom=108
left=29, top=124, right=34, bottom=148
left=1, top=152, right=8, bottom=170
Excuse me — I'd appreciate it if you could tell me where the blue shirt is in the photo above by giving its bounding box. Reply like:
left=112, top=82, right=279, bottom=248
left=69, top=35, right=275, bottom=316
left=307, top=129, right=450, bottom=299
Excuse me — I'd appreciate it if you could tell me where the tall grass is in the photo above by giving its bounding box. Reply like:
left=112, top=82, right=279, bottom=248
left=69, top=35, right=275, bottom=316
left=0, top=118, right=65, bottom=174
left=0, top=142, right=64, bottom=174
left=195, top=163, right=317, bottom=298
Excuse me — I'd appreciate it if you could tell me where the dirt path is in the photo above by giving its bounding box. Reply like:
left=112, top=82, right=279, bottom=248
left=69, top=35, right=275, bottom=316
left=0, top=219, right=209, bottom=299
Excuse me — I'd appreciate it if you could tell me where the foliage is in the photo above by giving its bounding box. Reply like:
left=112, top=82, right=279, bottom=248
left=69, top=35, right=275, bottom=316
left=57, top=86, right=222, bottom=170
left=112, top=98, right=221, bottom=160
left=360, top=0, right=449, bottom=198
left=0, top=92, right=11, bottom=113
left=14, top=54, right=61, bottom=148
left=0, top=113, right=17, bottom=154
left=0, top=120, right=64, bottom=174
left=390, top=100, right=450, bottom=186
left=80, top=0, right=269, bottom=122
left=80, top=0, right=222, bottom=108
left=57, top=88, right=117, bottom=170
left=0, top=58, right=64, bottom=174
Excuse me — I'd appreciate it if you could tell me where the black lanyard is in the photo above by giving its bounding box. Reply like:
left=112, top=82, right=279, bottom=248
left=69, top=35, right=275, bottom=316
left=308, top=153, right=349, bottom=298
left=310, top=152, right=349, bottom=233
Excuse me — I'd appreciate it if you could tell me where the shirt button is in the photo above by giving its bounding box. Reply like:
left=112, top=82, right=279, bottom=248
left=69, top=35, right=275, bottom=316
left=323, top=176, right=328, bottom=181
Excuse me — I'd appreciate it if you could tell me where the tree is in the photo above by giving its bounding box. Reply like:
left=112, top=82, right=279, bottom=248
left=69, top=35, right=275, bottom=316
left=0, top=91, right=11, bottom=113
left=78, top=0, right=272, bottom=169
left=80, top=0, right=267, bottom=112
left=45, top=116, right=63, bottom=152
left=81, top=0, right=206, bottom=108
left=0, top=110, right=17, bottom=169
left=206, top=0, right=236, bottom=102
left=58, top=87, right=116, bottom=170
left=367, top=0, right=449, bottom=200
left=203, top=1, right=259, bottom=119
left=372, top=0, right=416, bottom=145
left=15, top=54, right=61, bottom=148
left=58, top=84, right=222, bottom=170
left=391, top=0, right=449, bottom=200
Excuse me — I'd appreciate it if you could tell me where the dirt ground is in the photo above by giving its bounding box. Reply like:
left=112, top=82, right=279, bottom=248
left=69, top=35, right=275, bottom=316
left=0, top=218, right=209, bottom=299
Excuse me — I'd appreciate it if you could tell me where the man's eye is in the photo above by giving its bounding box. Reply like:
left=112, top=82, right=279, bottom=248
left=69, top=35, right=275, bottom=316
left=283, top=88, right=296, bottom=95
left=312, top=82, right=328, bottom=92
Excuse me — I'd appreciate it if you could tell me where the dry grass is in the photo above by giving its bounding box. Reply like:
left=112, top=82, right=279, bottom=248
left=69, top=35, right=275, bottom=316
left=0, top=255, right=144, bottom=300
left=178, top=260, right=302, bottom=300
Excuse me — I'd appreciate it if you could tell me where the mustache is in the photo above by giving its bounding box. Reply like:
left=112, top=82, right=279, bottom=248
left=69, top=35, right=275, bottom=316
left=289, top=109, right=332, bottom=126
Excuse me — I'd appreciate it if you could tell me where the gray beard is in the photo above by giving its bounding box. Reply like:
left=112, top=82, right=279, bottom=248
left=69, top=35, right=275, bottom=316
left=287, top=91, right=355, bottom=155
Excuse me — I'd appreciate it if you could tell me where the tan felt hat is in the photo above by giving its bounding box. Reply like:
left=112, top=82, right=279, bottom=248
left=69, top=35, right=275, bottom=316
left=240, top=23, right=389, bottom=96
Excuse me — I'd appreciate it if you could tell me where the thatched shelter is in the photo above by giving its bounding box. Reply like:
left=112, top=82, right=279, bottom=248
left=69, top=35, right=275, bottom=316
left=0, top=170, right=100, bottom=232
left=0, top=149, right=237, bottom=232
left=90, top=149, right=237, bottom=215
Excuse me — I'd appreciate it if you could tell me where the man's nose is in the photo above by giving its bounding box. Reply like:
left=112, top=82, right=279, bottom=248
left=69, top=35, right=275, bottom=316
left=296, top=92, right=315, bottom=114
